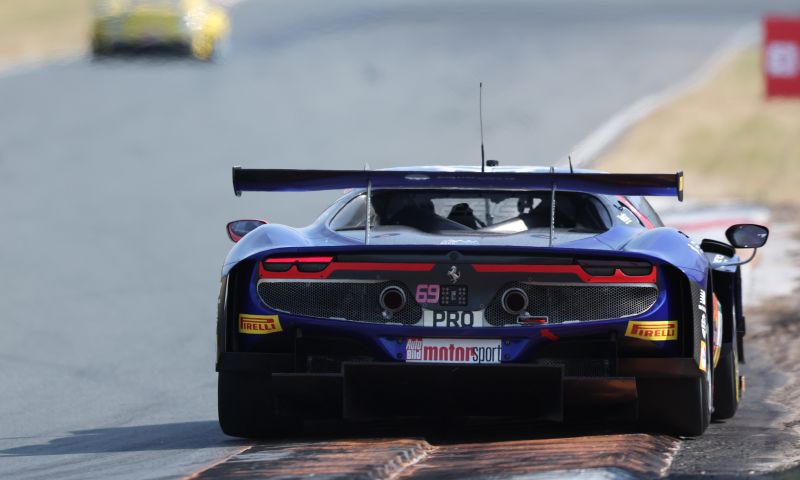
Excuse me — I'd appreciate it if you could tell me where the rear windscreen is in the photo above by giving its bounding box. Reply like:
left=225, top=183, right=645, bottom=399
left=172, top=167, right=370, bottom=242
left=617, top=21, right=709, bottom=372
left=330, top=190, right=612, bottom=235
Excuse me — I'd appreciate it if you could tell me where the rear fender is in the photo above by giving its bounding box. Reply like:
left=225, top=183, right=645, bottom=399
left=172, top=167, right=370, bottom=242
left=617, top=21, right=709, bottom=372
left=222, top=224, right=312, bottom=276
left=623, top=227, right=708, bottom=285
left=699, top=240, right=743, bottom=351
left=218, top=259, right=296, bottom=361
left=709, top=265, right=745, bottom=363
left=218, top=261, right=254, bottom=359
left=665, top=266, right=708, bottom=370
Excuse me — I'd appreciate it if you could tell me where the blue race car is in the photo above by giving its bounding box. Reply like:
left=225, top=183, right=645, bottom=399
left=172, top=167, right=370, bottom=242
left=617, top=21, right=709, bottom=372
left=217, top=165, right=768, bottom=437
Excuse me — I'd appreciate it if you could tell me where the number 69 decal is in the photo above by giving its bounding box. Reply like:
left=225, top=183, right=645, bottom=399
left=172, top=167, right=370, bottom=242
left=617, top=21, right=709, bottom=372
left=415, top=284, right=440, bottom=304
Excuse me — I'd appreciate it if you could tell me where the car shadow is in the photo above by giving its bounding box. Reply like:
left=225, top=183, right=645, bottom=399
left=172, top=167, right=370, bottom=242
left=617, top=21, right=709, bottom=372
left=0, top=417, right=650, bottom=457
left=0, top=412, right=656, bottom=458
left=0, top=421, right=245, bottom=457
left=263, top=417, right=645, bottom=447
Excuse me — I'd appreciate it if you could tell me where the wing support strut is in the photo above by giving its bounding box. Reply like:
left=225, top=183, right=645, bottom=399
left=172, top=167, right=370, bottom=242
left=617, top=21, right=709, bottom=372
left=365, top=179, right=372, bottom=245
left=549, top=166, right=556, bottom=247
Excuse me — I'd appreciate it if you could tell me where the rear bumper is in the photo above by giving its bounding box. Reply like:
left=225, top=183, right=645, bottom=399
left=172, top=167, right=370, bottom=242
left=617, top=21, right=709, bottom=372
left=217, top=353, right=701, bottom=421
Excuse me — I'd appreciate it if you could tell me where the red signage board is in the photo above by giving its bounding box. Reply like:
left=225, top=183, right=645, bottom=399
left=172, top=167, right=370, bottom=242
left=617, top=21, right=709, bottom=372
left=763, top=16, right=800, bottom=97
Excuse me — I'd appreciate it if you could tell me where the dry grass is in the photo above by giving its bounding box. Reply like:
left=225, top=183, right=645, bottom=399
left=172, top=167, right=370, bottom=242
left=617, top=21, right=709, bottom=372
left=0, top=0, right=90, bottom=65
left=596, top=48, right=800, bottom=207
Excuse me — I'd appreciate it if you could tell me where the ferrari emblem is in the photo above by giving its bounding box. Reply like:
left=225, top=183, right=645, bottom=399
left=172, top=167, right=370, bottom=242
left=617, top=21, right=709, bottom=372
left=447, top=265, right=461, bottom=284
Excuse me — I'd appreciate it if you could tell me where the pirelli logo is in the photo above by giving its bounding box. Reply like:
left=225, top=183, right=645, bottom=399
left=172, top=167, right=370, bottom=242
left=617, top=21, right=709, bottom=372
left=238, top=314, right=282, bottom=335
left=625, top=320, right=677, bottom=341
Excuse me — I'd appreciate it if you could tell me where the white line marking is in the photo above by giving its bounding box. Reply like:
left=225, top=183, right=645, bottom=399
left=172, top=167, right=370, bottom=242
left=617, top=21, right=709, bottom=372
left=568, top=22, right=760, bottom=167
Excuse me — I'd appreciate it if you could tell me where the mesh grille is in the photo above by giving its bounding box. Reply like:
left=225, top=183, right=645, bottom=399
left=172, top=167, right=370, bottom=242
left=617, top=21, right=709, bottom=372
left=257, top=281, right=422, bottom=325
left=485, top=282, right=658, bottom=326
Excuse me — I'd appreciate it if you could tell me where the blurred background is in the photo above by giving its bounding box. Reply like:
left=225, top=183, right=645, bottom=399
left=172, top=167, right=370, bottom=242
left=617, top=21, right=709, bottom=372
left=0, top=1, right=798, bottom=479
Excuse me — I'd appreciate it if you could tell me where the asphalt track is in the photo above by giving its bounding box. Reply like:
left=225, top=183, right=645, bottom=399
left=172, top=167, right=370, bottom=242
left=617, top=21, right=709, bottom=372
left=1, top=1, right=798, bottom=479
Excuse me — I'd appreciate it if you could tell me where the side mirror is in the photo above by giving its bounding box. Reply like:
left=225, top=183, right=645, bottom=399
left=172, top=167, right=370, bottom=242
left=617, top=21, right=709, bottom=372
left=227, top=219, right=267, bottom=242
left=717, top=224, right=768, bottom=267
left=725, top=224, right=769, bottom=249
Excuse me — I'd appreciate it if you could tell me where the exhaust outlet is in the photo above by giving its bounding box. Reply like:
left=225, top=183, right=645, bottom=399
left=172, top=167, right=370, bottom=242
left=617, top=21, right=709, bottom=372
left=380, top=286, right=407, bottom=313
left=501, top=287, right=529, bottom=315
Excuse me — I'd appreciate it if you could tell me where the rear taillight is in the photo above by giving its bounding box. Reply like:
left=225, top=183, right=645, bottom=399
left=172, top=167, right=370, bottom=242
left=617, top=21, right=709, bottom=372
left=262, top=256, right=333, bottom=273
left=296, top=262, right=330, bottom=273
left=576, top=259, right=653, bottom=278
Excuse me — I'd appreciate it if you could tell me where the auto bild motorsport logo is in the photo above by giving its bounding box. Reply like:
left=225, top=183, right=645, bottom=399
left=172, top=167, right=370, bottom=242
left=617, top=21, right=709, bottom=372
left=624, top=320, right=678, bottom=341
left=238, top=314, right=282, bottom=334
left=405, top=338, right=501, bottom=364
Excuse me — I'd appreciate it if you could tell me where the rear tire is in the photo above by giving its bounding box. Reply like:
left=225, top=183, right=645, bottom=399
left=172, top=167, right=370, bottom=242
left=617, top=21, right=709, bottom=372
left=218, top=371, right=302, bottom=438
left=638, top=375, right=710, bottom=436
left=638, top=301, right=713, bottom=436
left=712, top=342, right=740, bottom=419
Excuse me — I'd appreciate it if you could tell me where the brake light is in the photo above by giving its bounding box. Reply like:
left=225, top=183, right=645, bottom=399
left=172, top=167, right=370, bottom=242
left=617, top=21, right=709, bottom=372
left=472, top=262, right=656, bottom=283
left=576, top=259, right=653, bottom=278
left=265, top=257, right=334, bottom=263
left=262, top=256, right=333, bottom=273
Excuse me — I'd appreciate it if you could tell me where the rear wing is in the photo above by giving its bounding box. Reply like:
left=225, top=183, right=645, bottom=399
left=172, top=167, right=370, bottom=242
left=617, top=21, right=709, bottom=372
left=232, top=167, right=684, bottom=201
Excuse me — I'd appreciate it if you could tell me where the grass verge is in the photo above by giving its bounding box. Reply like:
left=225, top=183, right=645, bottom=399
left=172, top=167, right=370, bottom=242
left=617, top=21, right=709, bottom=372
left=595, top=47, right=800, bottom=207
left=0, top=0, right=89, bottom=66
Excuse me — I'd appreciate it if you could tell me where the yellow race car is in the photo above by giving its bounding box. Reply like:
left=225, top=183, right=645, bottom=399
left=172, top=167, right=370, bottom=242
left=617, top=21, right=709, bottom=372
left=91, top=0, right=230, bottom=60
